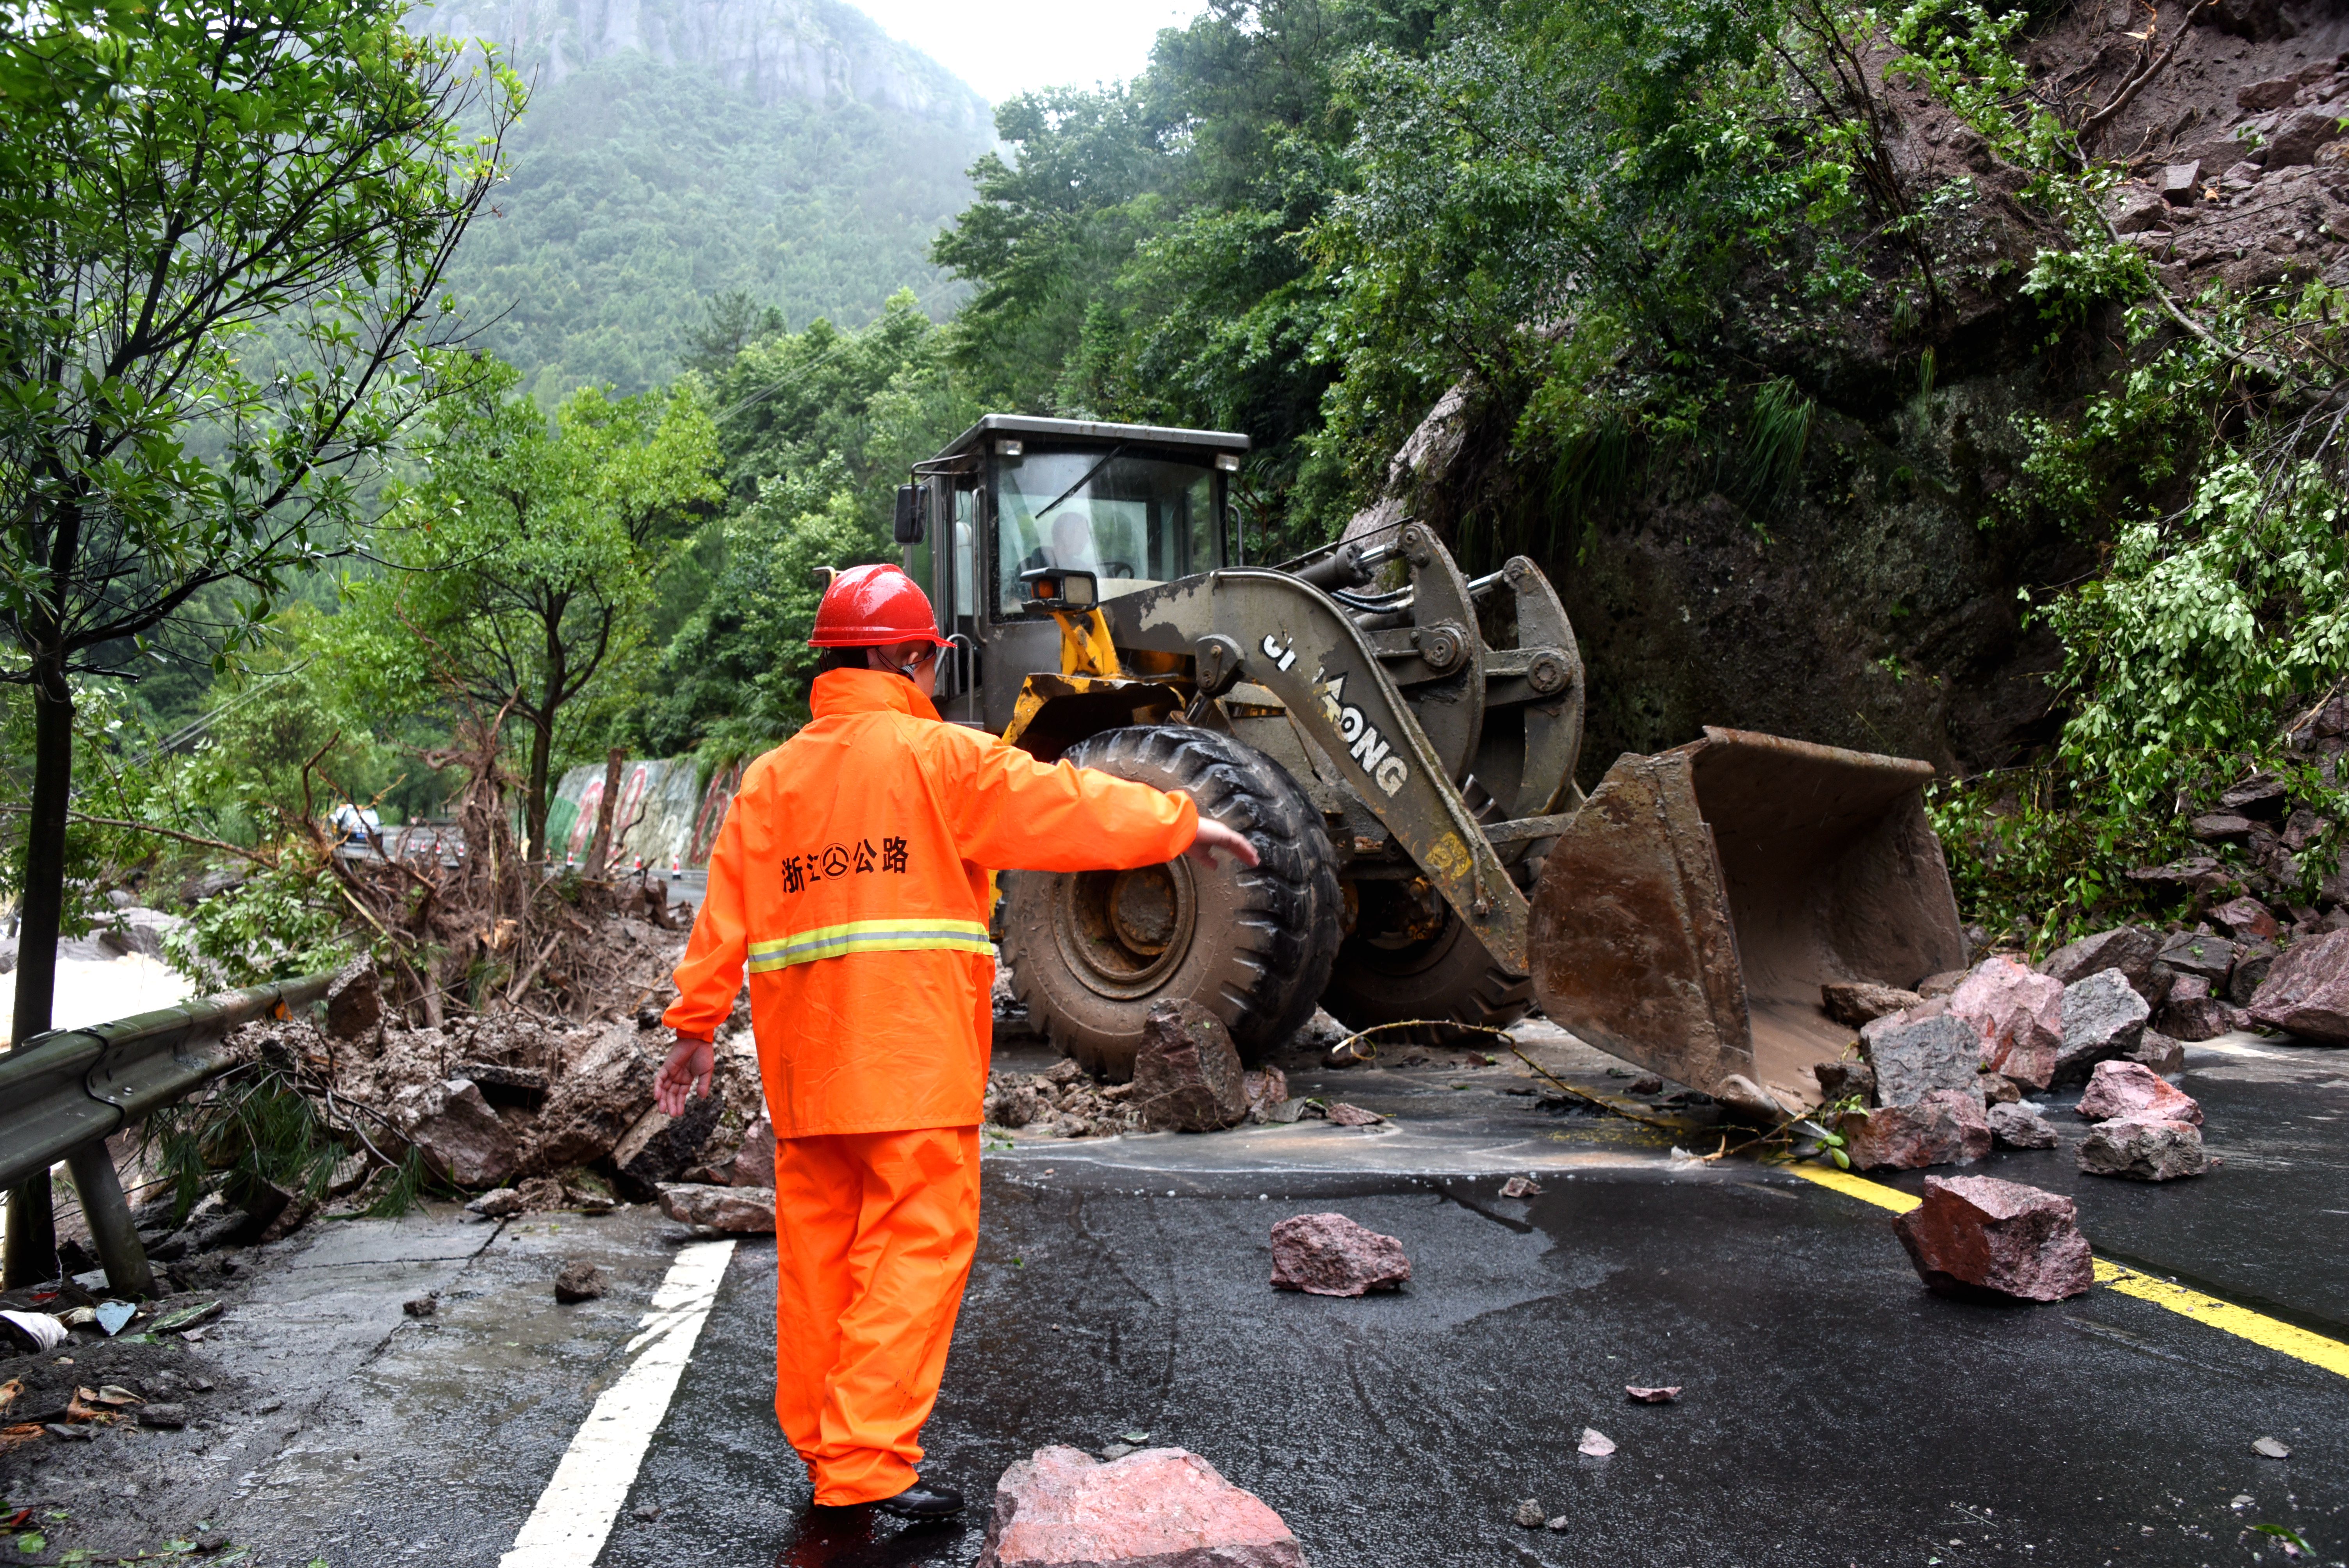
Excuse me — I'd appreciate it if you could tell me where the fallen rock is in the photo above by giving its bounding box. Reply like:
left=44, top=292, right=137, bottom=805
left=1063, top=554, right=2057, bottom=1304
left=2053, top=969, right=2149, bottom=1087
left=1947, top=957, right=2064, bottom=1089
left=2268, top=106, right=2340, bottom=166
left=975, top=1445, right=1304, bottom=1568
left=455, top=1061, right=549, bottom=1111
left=2157, top=930, right=2238, bottom=987
left=1915, top=969, right=1968, bottom=999
left=1268, top=1212, right=1410, bottom=1296
left=1133, top=1000, right=1249, bottom=1133
left=1512, top=1499, right=1545, bottom=1529
left=985, top=1080, right=1049, bottom=1130
left=2130, top=1029, right=2185, bottom=1075
left=1242, top=1066, right=1289, bottom=1122
left=1498, top=1175, right=1542, bottom=1198
left=2188, top=811, right=2256, bottom=843
left=552, top=1261, right=608, bottom=1303
left=657, top=1182, right=776, bottom=1233
left=728, top=1117, right=775, bottom=1187
left=137, top=1403, right=189, bottom=1429
left=1893, top=1174, right=2094, bottom=1302
left=2125, top=857, right=2235, bottom=898
left=389, top=1077, right=519, bottom=1189
left=1812, top=1058, right=1876, bottom=1104
left=2111, top=187, right=2169, bottom=233
left=527, top=1023, right=663, bottom=1170
left=2212, top=896, right=2282, bottom=943
left=1324, top=1102, right=1383, bottom=1127
left=2228, top=940, right=2278, bottom=1006
left=468, top=1186, right=525, bottom=1219
left=2077, top=1118, right=2211, bottom=1181
left=2158, top=975, right=2233, bottom=1042
left=2078, top=1060, right=2202, bottom=1126
left=1820, top=981, right=1922, bottom=1028
left=1986, top=1101, right=2058, bottom=1149
left=2036, top=924, right=2161, bottom=994
left=403, top=1294, right=438, bottom=1318
left=612, top=1092, right=723, bottom=1197
left=1859, top=1009, right=1982, bottom=1106
left=1979, top=1073, right=2020, bottom=1105
left=1625, top=1385, right=1680, bottom=1403
left=2248, top=928, right=2349, bottom=1042
left=1577, top=1427, right=1615, bottom=1458
left=323, top=958, right=382, bottom=1041
left=2160, top=160, right=2202, bottom=203
left=1837, top=1089, right=1991, bottom=1170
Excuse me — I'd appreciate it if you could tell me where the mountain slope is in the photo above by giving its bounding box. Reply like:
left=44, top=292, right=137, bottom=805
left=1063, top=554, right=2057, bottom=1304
left=415, top=0, right=991, bottom=397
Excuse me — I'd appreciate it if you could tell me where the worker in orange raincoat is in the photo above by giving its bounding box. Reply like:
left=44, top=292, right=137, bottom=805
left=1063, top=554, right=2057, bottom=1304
left=654, top=563, right=1256, bottom=1522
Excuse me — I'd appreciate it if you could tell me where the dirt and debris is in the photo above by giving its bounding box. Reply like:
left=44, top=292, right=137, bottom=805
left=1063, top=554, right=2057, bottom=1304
left=1267, top=1212, right=1410, bottom=1297
left=1894, top=1175, right=2095, bottom=1303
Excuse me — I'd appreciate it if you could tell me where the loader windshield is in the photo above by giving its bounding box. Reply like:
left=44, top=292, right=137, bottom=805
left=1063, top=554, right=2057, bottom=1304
left=994, top=447, right=1220, bottom=617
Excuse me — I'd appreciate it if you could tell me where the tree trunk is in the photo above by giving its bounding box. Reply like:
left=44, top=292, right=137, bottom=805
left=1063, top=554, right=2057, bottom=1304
left=523, top=605, right=567, bottom=861
left=3, top=664, right=72, bottom=1286
left=585, top=746, right=624, bottom=877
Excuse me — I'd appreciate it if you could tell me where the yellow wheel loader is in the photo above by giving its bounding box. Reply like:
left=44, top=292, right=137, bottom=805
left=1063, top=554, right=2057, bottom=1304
left=893, top=415, right=1966, bottom=1115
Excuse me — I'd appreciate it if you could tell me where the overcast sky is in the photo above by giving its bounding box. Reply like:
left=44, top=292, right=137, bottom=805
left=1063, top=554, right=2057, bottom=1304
left=852, top=0, right=1207, bottom=105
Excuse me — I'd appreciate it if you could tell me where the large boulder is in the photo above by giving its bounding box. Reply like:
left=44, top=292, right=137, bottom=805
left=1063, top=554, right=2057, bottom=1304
left=2052, top=969, right=2150, bottom=1087
left=2158, top=976, right=2232, bottom=1042
left=1268, top=1212, right=1410, bottom=1296
left=323, top=958, right=382, bottom=1041
left=657, top=1182, right=775, bottom=1233
left=1987, top=1101, right=2058, bottom=1149
left=2037, top=925, right=2161, bottom=995
left=2248, top=929, right=2349, bottom=1043
left=1946, top=957, right=2064, bottom=1088
left=389, top=1078, right=519, bottom=1189
left=2157, top=930, right=2238, bottom=988
left=1837, top=1089, right=1991, bottom=1171
left=611, top=1092, right=722, bottom=1196
left=1893, top=1175, right=2094, bottom=1302
left=1133, top=1001, right=1248, bottom=1133
left=2077, top=1118, right=2210, bottom=1181
left=976, top=1446, right=1304, bottom=1568
left=525, top=1023, right=662, bottom=1170
left=2077, top=1060, right=2203, bottom=1126
left=1859, top=1009, right=1982, bottom=1106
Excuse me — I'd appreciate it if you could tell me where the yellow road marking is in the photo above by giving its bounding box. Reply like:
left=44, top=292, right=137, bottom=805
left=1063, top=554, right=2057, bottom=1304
left=1787, top=1163, right=2349, bottom=1381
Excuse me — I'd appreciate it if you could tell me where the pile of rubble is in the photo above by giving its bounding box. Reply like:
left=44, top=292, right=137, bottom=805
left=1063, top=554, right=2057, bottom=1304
left=981, top=1000, right=1332, bottom=1140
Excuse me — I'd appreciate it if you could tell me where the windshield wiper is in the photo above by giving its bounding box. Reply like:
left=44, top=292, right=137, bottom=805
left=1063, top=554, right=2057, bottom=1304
left=1027, top=442, right=1129, bottom=522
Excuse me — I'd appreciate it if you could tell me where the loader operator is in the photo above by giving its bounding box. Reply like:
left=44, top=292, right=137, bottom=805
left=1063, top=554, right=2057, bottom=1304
left=652, top=563, right=1257, bottom=1522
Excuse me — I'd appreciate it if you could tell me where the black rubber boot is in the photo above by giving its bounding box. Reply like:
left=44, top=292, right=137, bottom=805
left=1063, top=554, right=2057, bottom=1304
left=875, top=1479, right=964, bottom=1519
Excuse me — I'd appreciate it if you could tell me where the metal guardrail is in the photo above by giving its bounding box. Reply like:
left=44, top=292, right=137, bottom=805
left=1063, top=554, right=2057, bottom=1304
left=0, top=972, right=333, bottom=1294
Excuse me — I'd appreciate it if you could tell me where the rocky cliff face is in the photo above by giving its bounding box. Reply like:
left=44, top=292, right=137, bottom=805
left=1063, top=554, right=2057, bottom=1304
left=415, top=0, right=991, bottom=134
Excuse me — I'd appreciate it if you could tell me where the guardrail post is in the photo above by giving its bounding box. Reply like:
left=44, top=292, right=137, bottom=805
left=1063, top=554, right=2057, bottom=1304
left=2, top=1169, right=56, bottom=1288
left=63, top=1141, right=153, bottom=1297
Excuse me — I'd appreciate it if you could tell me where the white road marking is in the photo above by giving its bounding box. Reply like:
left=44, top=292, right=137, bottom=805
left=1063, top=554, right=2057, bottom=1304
left=499, top=1240, right=737, bottom=1568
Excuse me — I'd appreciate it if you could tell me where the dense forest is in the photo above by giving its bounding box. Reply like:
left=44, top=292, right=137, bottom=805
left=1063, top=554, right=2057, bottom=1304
left=13, top=0, right=2349, bottom=979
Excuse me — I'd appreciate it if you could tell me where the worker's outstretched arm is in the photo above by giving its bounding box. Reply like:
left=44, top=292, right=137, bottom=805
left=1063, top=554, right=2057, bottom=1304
left=932, top=731, right=1254, bottom=872
left=658, top=800, right=750, bottom=1108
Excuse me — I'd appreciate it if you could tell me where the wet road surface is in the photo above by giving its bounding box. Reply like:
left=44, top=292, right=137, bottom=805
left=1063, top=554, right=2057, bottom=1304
left=17, top=1031, right=2345, bottom=1567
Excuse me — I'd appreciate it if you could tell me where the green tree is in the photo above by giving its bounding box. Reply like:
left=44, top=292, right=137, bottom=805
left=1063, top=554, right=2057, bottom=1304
left=352, top=360, right=720, bottom=855
left=0, top=0, right=515, bottom=1275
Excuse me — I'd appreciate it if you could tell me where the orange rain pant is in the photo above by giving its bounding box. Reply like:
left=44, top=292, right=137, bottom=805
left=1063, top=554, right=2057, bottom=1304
left=771, top=1125, right=981, bottom=1506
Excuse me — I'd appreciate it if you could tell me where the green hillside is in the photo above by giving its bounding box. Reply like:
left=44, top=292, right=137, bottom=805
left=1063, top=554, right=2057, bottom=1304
left=418, top=0, right=991, bottom=399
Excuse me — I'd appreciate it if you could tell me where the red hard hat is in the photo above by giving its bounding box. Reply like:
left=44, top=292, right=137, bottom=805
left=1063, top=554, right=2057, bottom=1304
left=809, top=563, right=949, bottom=647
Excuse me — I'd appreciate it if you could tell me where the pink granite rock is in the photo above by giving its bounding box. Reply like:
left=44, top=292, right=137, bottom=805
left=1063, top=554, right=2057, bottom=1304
left=2076, top=1118, right=2210, bottom=1181
left=976, top=1445, right=1304, bottom=1568
left=2076, top=1060, right=2203, bottom=1126
left=1269, top=1212, right=1410, bottom=1295
left=1837, top=1089, right=1991, bottom=1171
left=2158, top=975, right=2233, bottom=1042
left=389, top=1077, right=519, bottom=1189
left=656, top=1182, right=775, bottom=1233
left=1947, top=957, right=2065, bottom=1089
left=728, top=1117, right=776, bottom=1187
left=2248, top=928, right=2349, bottom=1044
left=1893, top=1174, right=2094, bottom=1302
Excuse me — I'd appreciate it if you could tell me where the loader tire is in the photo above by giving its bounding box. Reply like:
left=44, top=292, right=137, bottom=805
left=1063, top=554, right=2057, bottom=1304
left=1319, top=871, right=1535, bottom=1049
left=1002, top=725, right=1342, bottom=1079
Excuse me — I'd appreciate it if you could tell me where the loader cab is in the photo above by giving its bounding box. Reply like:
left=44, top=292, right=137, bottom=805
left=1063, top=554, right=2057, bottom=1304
left=899, top=415, right=1248, bottom=731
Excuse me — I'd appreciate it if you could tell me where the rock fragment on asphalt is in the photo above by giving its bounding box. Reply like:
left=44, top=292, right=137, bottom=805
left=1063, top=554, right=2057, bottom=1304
left=2253, top=1436, right=2292, bottom=1459
left=2158, top=975, right=2234, bottom=1042
left=1820, top=981, right=1921, bottom=1028
left=553, top=1261, right=609, bottom=1303
left=1513, top=1499, right=1545, bottom=1529
left=2077, top=1117, right=2210, bottom=1181
left=1812, top=1058, right=1875, bottom=1103
left=1892, top=1174, right=2094, bottom=1301
left=1986, top=1101, right=2058, bottom=1149
left=2053, top=969, right=2149, bottom=1087
left=975, top=1444, right=1304, bottom=1568
left=1577, top=1428, right=1615, bottom=1458
left=2248, top=927, right=2349, bottom=1043
left=2076, top=1060, right=2203, bottom=1126
left=656, top=1182, right=776, bottom=1233
left=467, top=1187, right=526, bottom=1219
left=2129, top=1029, right=2185, bottom=1075
left=1132, top=1000, right=1249, bottom=1132
left=1859, top=1009, right=1982, bottom=1106
left=402, top=1294, right=438, bottom=1318
left=1268, top=1212, right=1410, bottom=1296
left=1947, top=956, right=2066, bottom=1088
left=1324, top=1101, right=1383, bottom=1127
left=1837, top=1089, right=1991, bottom=1170
left=2037, top=925, right=2162, bottom=995
left=1625, top=1385, right=1680, bottom=1403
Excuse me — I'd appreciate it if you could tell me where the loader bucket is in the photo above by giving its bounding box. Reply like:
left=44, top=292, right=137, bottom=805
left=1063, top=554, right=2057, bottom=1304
left=1527, top=727, right=1966, bottom=1116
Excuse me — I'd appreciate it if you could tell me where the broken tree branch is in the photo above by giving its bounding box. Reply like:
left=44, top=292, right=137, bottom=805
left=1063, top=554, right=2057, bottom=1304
left=2080, top=0, right=2217, bottom=143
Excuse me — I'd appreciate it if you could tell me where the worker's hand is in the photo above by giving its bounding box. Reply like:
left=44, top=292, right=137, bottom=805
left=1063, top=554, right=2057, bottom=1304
left=1185, top=817, right=1260, bottom=871
left=654, top=1031, right=715, bottom=1116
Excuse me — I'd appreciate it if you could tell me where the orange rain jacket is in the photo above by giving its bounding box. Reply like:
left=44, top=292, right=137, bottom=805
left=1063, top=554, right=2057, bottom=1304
left=665, top=668, right=1199, bottom=1136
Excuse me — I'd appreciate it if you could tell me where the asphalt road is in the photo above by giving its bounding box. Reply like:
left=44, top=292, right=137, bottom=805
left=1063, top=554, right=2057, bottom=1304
left=7, top=1030, right=2344, bottom=1568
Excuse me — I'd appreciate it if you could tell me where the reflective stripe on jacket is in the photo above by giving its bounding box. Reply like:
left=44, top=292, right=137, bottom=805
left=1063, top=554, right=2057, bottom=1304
left=664, top=668, right=1199, bottom=1137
